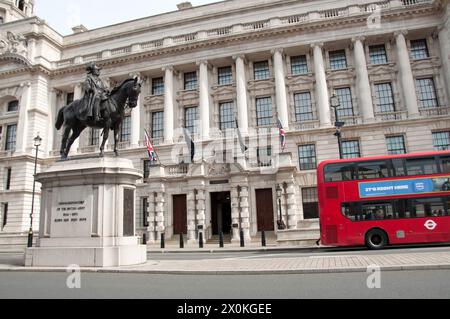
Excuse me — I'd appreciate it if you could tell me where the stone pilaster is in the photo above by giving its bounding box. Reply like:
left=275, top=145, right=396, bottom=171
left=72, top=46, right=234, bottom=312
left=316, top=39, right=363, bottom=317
left=196, top=189, right=206, bottom=233
left=230, top=187, right=240, bottom=242
left=233, top=55, right=249, bottom=133
left=311, top=43, right=332, bottom=127
left=198, top=60, right=210, bottom=140
left=155, top=192, right=166, bottom=239
left=239, top=186, right=251, bottom=241
left=46, top=89, right=58, bottom=154
left=15, top=82, right=31, bottom=154
left=71, top=83, right=83, bottom=154
left=147, top=193, right=156, bottom=244
left=163, top=66, right=175, bottom=144
left=272, top=48, right=289, bottom=128
left=187, top=190, right=197, bottom=243
left=438, top=26, right=450, bottom=103
left=286, top=183, right=298, bottom=230
left=130, top=74, right=142, bottom=147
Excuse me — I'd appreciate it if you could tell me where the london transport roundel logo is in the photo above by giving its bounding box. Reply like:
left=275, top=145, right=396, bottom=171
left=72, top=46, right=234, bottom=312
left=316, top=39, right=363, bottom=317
left=424, top=220, right=437, bottom=231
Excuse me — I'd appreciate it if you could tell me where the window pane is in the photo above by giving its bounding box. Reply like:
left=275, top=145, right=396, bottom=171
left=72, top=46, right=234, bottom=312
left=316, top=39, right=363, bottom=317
left=386, top=136, right=406, bottom=155
left=342, top=140, right=360, bottom=159
left=120, top=116, right=131, bottom=142
left=254, top=61, right=270, bottom=80
left=152, top=77, right=164, bottom=95
left=369, top=45, right=388, bottom=65
left=410, top=39, right=429, bottom=60
left=357, top=161, right=389, bottom=180
left=416, top=78, right=438, bottom=108
left=5, top=124, right=17, bottom=151
left=405, top=157, right=438, bottom=176
left=335, top=88, right=354, bottom=117
left=360, top=202, right=394, bottom=221
left=219, top=102, right=235, bottom=131
left=329, top=50, right=347, bottom=70
left=324, top=163, right=355, bottom=182
left=152, top=111, right=164, bottom=139
left=185, top=107, right=198, bottom=135
left=90, top=129, right=100, bottom=146
left=7, top=100, right=19, bottom=112
left=257, top=147, right=272, bottom=167
left=375, top=83, right=395, bottom=113
left=256, top=97, right=273, bottom=126
left=440, top=155, right=450, bottom=173
left=302, top=188, right=319, bottom=219
left=291, top=55, right=308, bottom=75
left=433, top=132, right=450, bottom=151
left=392, top=158, right=407, bottom=177
left=294, top=92, right=314, bottom=122
left=299, top=144, right=317, bottom=170
left=184, top=72, right=197, bottom=90
left=218, top=67, right=233, bottom=85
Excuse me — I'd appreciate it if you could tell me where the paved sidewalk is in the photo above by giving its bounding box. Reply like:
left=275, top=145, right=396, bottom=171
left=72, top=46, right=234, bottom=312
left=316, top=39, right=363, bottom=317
left=1, top=250, right=450, bottom=274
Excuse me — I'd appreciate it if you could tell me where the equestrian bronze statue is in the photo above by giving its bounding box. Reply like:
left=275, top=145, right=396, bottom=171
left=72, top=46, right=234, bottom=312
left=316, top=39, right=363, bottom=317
left=55, top=62, right=142, bottom=160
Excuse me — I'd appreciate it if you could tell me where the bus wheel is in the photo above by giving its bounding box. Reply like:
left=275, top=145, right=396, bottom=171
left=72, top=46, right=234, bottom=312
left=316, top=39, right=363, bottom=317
left=365, top=229, right=388, bottom=250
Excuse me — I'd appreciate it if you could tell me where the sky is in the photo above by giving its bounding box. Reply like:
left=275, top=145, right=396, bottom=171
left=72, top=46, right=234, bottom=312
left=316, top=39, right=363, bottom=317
left=35, top=0, right=223, bottom=35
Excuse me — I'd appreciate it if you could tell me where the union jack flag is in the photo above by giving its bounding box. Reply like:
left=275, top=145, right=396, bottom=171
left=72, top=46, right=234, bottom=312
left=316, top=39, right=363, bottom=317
left=144, top=129, right=158, bottom=162
left=277, top=119, right=286, bottom=151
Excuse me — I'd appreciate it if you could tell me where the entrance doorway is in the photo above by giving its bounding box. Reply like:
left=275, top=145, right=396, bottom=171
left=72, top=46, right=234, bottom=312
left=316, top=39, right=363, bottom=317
left=256, top=188, right=275, bottom=231
left=211, top=192, right=232, bottom=235
left=173, top=194, right=187, bottom=235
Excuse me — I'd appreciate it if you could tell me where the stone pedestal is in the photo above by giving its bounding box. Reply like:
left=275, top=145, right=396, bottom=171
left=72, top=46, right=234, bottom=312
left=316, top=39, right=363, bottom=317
left=25, top=157, right=147, bottom=268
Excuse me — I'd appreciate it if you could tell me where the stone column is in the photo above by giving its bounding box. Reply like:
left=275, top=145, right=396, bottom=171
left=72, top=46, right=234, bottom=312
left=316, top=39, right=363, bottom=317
left=352, top=36, right=375, bottom=122
left=233, top=55, right=249, bottom=133
left=187, top=190, right=197, bottom=244
left=155, top=192, right=166, bottom=240
left=311, top=43, right=332, bottom=127
left=16, top=82, right=31, bottom=154
left=163, top=66, right=175, bottom=144
left=196, top=189, right=206, bottom=237
left=230, top=187, right=240, bottom=242
left=438, top=26, right=450, bottom=103
left=71, top=83, right=83, bottom=154
left=272, top=48, right=289, bottom=128
left=147, top=193, right=156, bottom=244
left=240, top=186, right=251, bottom=241
left=286, top=183, right=298, bottom=229
left=46, top=89, right=58, bottom=155
left=198, top=60, right=210, bottom=140
left=395, top=30, right=420, bottom=117
left=130, top=93, right=141, bottom=148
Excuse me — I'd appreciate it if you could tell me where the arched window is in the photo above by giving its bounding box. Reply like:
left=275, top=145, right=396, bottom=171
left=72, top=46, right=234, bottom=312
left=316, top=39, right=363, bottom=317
left=7, top=100, right=19, bottom=112
left=18, top=0, right=25, bottom=11
left=0, top=16, right=4, bottom=24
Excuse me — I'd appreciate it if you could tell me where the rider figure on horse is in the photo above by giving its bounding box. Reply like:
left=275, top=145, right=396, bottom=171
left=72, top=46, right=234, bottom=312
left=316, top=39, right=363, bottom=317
left=82, top=62, right=109, bottom=123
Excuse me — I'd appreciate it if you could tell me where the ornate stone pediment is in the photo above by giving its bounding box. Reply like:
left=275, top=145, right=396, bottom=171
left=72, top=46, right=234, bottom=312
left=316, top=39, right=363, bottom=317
left=177, top=90, right=199, bottom=105
left=368, top=63, right=396, bottom=76
left=286, top=74, right=314, bottom=87
left=144, top=94, right=164, bottom=107
left=411, top=57, right=441, bottom=71
left=0, top=53, right=32, bottom=74
left=247, top=78, right=275, bottom=91
left=0, top=32, right=28, bottom=58
left=325, top=68, right=354, bottom=80
left=206, top=162, right=231, bottom=177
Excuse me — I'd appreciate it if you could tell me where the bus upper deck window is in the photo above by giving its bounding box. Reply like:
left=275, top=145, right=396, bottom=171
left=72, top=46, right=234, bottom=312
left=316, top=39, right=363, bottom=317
left=325, top=164, right=354, bottom=182
left=406, top=157, right=438, bottom=176
left=440, top=156, right=450, bottom=173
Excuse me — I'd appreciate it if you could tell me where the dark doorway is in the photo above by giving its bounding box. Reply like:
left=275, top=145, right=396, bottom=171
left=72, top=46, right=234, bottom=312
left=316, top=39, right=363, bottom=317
left=211, top=192, right=232, bottom=235
left=173, top=194, right=187, bottom=235
left=256, top=188, right=275, bottom=231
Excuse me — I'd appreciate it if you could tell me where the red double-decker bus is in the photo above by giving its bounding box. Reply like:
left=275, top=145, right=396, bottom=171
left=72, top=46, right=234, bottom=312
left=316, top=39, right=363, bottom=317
left=318, top=151, right=450, bottom=249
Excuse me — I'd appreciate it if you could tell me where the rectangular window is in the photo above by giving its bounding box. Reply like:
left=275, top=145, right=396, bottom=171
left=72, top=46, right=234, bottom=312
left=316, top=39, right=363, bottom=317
left=143, top=160, right=152, bottom=179
left=218, top=66, right=233, bottom=85
left=335, top=88, right=354, bottom=117
left=151, top=111, right=164, bottom=139
left=254, top=61, right=270, bottom=80
left=342, top=140, right=361, bottom=159
left=5, top=168, right=11, bottom=190
left=120, top=116, right=131, bottom=142
left=257, top=147, right=272, bottom=167
left=219, top=102, right=235, bottom=131
left=256, top=97, right=273, bottom=126
left=184, top=72, right=198, bottom=90
left=291, top=55, right=308, bottom=75
left=1, top=203, right=7, bottom=230
left=66, top=92, right=74, bottom=105
left=298, top=145, right=317, bottom=171
left=302, top=188, right=319, bottom=219
left=369, top=45, right=388, bottom=65
left=7, top=100, right=19, bottom=112
left=294, top=92, right=314, bottom=122
left=152, top=77, right=164, bottom=95
left=142, top=197, right=149, bottom=228
left=410, top=39, right=429, bottom=60
left=405, top=157, right=438, bottom=176
left=329, top=50, right=347, bottom=70
left=5, top=124, right=17, bottom=151
left=386, top=136, right=406, bottom=155
left=374, top=83, right=395, bottom=113
left=185, top=107, right=198, bottom=135
left=433, top=132, right=450, bottom=151
left=90, top=129, right=100, bottom=146
left=416, top=78, right=438, bottom=108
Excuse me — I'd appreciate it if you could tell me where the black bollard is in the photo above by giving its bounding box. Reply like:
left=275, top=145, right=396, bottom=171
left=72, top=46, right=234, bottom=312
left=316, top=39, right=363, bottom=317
left=219, top=231, right=224, bottom=248
left=180, top=233, right=184, bottom=249
left=160, top=233, right=165, bottom=249
left=261, top=231, right=266, bottom=247
left=143, top=233, right=147, bottom=245
left=240, top=229, right=245, bottom=248
left=199, top=232, right=204, bottom=248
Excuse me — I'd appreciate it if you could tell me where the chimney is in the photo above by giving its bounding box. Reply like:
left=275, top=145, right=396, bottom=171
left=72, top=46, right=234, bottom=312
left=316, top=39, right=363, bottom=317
left=177, top=2, right=193, bottom=10
left=72, top=25, right=88, bottom=34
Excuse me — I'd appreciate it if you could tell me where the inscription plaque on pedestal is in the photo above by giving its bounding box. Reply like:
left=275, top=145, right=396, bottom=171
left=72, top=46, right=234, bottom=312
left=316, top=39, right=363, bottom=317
left=123, top=189, right=134, bottom=237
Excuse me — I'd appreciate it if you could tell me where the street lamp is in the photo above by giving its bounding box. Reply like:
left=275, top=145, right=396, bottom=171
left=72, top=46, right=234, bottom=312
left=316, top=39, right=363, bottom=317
left=330, top=92, right=345, bottom=159
left=27, top=134, right=42, bottom=248
left=276, top=184, right=286, bottom=230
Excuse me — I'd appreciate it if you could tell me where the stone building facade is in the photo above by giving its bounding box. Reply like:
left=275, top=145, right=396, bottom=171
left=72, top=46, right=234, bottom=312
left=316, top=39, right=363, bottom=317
left=0, top=0, right=449, bottom=247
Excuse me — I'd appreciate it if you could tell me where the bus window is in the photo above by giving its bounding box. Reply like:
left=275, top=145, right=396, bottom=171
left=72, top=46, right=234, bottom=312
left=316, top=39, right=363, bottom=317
left=412, top=197, right=445, bottom=217
left=324, top=163, right=355, bottom=182
left=405, top=157, right=438, bottom=176
left=392, top=158, right=406, bottom=177
left=440, top=155, right=450, bottom=173
left=357, top=161, right=389, bottom=180
left=361, top=202, right=394, bottom=220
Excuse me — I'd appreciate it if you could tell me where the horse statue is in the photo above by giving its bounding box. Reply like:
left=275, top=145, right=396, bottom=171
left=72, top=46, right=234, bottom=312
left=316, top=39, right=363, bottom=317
left=55, top=77, right=142, bottom=160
